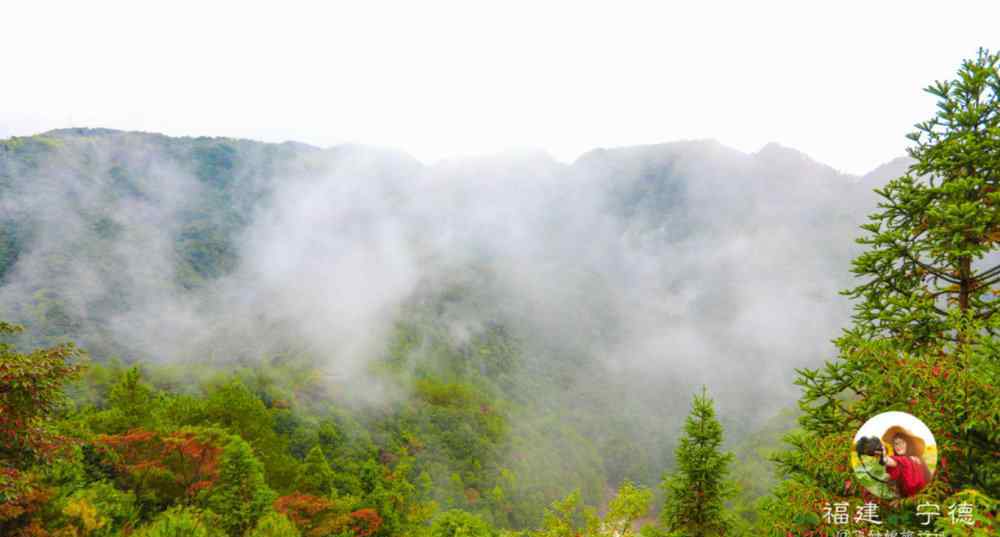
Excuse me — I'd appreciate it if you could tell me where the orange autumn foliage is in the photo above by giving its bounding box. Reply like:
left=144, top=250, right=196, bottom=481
left=274, top=492, right=335, bottom=528
left=273, top=493, right=384, bottom=537
left=348, top=508, right=383, bottom=537
left=94, top=428, right=224, bottom=500
left=0, top=471, right=53, bottom=537
left=0, top=323, right=83, bottom=467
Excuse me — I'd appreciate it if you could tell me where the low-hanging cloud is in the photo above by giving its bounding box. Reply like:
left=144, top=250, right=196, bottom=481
left=0, top=130, right=890, bottom=426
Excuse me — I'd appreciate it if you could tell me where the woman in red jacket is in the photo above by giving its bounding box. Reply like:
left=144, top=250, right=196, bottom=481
left=879, top=425, right=932, bottom=497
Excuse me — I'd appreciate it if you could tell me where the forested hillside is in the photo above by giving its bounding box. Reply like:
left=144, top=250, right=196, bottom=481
left=5, top=120, right=978, bottom=537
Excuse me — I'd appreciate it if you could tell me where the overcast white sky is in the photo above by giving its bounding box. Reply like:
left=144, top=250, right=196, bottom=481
left=2, top=1, right=997, bottom=175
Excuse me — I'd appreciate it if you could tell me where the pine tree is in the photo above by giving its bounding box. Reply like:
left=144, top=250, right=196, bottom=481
left=202, top=437, right=277, bottom=537
left=99, top=366, right=158, bottom=433
left=759, top=49, right=1000, bottom=537
left=660, top=387, right=734, bottom=537
left=845, top=47, right=1000, bottom=350
left=294, top=445, right=335, bottom=496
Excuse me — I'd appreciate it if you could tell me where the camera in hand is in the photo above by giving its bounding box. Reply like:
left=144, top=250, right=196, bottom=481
left=856, top=436, right=884, bottom=458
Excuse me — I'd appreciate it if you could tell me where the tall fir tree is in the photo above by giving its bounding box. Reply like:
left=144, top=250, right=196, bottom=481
left=758, top=49, right=1000, bottom=537
left=847, top=47, right=1000, bottom=350
left=202, top=437, right=277, bottom=537
left=660, top=387, right=734, bottom=537
left=294, top=445, right=336, bottom=496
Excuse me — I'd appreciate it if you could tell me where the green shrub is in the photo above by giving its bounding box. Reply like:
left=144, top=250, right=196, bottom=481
left=431, top=509, right=497, bottom=537
left=133, top=506, right=225, bottom=537
left=247, top=511, right=301, bottom=537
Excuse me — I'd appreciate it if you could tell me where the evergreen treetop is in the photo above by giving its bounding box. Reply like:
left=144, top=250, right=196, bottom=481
left=660, top=387, right=734, bottom=537
left=763, top=49, right=1000, bottom=537
left=847, top=47, right=1000, bottom=349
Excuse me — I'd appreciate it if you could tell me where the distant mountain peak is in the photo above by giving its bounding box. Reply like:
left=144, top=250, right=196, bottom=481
left=752, top=142, right=848, bottom=181
left=860, top=156, right=915, bottom=185
left=572, top=138, right=747, bottom=168
left=754, top=142, right=813, bottom=163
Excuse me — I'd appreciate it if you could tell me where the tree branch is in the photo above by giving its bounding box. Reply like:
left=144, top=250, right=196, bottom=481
left=889, top=239, right=963, bottom=284
left=973, top=263, right=1000, bottom=281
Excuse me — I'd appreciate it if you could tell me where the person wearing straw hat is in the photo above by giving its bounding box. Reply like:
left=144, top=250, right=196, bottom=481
left=878, top=425, right=932, bottom=497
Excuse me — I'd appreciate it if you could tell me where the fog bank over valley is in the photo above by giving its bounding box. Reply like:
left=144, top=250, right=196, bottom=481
left=0, top=129, right=903, bottom=433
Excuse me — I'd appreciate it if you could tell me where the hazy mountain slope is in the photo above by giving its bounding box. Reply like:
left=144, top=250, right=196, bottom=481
left=0, top=129, right=900, bottom=499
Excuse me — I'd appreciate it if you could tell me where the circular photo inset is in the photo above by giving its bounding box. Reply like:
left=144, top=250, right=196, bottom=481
left=851, top=411, right=937, bottom=498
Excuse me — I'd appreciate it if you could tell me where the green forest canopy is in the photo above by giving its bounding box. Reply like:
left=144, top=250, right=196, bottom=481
left=1, top=50, right=998, bottom=537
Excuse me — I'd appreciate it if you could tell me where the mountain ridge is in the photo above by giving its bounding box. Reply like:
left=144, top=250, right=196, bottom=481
left=0, top=126, right=890, bottom=433
left=2, top=127, right=904, bottom=180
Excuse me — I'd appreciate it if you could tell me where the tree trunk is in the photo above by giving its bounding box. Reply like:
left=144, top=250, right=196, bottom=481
left=959, top=256, right=971, bottom=312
